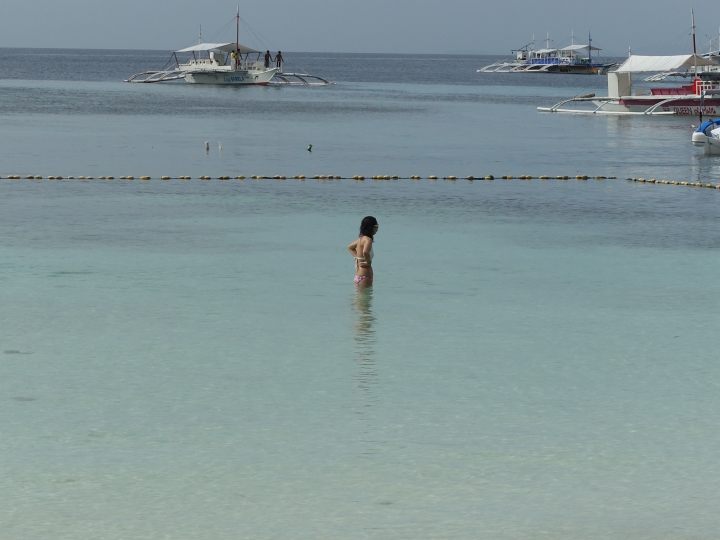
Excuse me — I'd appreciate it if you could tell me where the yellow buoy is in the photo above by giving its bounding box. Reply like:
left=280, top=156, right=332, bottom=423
left=466, top=176, right=474, bottom=180
left=609, top=176, right=616, bottom=179
left=99, top=176, right=106, bottom=179
left=539, top=175, right=549, bottom=179
left=161, top=176, right=170, bottom=180
left=237, top=175, right=245, bottom=179
left=429, top=176, right=437, bottom=180
left=595, top=176, right=605, bottom=179
left=78, top=175, right=85, bottom=179
left=127, top=176, right=135, bottom=180
left=141, top=176, right=150, bottom=180
left=485, top=175, right=494, bottom=180
left=120, top=176, right=126, bottom=179
left=107, top=176, right=114, bottom=179
left=670, top=181, right=677, bottom=185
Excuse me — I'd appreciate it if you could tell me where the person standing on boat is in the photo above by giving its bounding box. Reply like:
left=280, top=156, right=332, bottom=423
left=264, top=50, right=272, bottom=68
left=347, top=216, right=379, bottom=288
left=275, top=51, right=283, bottom=70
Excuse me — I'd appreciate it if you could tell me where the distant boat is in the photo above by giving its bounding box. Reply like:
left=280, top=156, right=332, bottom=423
left=478, top=33, right=616, bottom=74
left=125, top=9, right=332, bottom=86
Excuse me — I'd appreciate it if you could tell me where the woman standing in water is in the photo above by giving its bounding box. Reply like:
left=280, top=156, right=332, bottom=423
left=347, top=216, right=378, bottom=287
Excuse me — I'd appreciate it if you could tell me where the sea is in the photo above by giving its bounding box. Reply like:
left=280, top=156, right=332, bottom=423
left=1, top=49, right=719, bottom=539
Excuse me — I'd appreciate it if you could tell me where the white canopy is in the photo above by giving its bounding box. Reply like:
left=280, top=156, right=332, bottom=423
left=533, top=48, right=557, bottom=54
left=561, top=44, right=601, bottom=51
left=615, top=54, right=714, bottom=73
left=175, top=42, right=260, bottom=54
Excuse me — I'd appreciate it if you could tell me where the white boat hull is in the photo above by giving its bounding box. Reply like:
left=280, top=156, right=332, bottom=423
left=692, top=128, right=720, bottom=154
left=183, top=67, right=278, bottom=85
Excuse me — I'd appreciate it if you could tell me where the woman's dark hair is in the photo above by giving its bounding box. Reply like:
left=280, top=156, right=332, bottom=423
left=359, top=216, right=378, bottom=239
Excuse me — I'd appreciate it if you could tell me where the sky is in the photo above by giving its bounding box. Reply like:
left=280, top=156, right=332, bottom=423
left=0, top=0, right=715, bottom=56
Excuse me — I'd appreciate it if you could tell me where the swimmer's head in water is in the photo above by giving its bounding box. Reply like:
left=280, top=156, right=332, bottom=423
left=359, top=216, right=378, bottom=239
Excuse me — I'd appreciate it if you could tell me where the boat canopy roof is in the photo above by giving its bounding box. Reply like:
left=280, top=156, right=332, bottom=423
left=533, top=48, right=557, bottom=54
left=561, top=44, right=601, bottom=51
left=175, top=42, right=260, bottom=54
left=615, top=54, right=714, bottom=73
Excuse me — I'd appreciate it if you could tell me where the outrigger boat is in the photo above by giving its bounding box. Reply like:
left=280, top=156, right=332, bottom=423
left=539, top=11, right=720, bottom=115
left=479, top=33, right=615, bottom=74
left=538, top=54, right=719, bottom=115
left=126, top=9, right=332, bottom=86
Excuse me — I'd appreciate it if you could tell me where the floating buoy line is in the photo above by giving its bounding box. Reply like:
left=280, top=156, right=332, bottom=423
left=2, top=174, right=719, bottom=189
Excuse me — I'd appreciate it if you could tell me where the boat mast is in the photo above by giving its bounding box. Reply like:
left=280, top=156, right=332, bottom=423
left=236, top=5, right=240, bottom=53
left=588, top=32, right=591, bottom=63
left=692, top=8, right=697, bottom=75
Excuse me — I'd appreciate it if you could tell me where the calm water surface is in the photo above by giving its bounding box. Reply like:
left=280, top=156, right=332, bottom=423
left=1, top=49, right=719, bottom=539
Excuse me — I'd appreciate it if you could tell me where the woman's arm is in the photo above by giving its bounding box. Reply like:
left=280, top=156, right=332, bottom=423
left=348, top=239, right=359, bottom=258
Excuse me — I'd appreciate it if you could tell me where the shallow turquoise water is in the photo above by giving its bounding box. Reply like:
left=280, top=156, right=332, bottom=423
left=2, top=51, right=720, bottom=539
left=1, top=178, right=719, bottom=539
